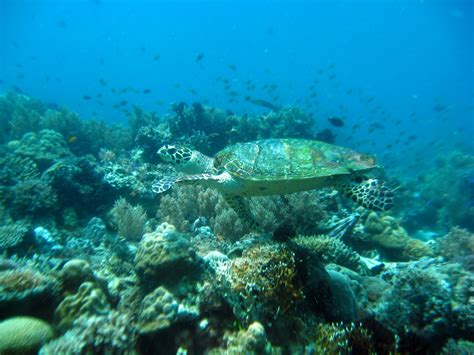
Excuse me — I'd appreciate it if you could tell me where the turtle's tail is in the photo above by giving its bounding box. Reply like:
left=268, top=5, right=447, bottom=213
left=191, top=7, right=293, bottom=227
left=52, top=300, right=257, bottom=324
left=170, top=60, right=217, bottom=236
left=338, top=176, right=394, bottom=211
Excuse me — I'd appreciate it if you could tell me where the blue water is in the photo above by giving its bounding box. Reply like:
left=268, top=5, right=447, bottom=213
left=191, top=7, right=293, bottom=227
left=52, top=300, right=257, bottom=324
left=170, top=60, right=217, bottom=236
left=1, top=0, right=473, bottom=169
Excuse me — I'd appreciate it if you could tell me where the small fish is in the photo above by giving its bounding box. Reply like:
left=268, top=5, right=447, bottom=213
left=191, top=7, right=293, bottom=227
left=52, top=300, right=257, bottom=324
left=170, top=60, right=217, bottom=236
left=327, top=116, right=344, bottom=127
left=433, top=104, right=446, bottom=112
left=143, top=89, right=152, bottom=94
left=196, top=53, right=204, bottom=62
left=153, top=54, right=160, bottom=61
left=83, top=95, right=92, bottom=100
left=120, top=100, right=128, bottom=106
left=249, top=98, right=279, bottom=111
left=228, top=64, right=237, bottom=71
left=67, top=135, right=78, bottom=143
left=99, top=78, right=107, bottom=86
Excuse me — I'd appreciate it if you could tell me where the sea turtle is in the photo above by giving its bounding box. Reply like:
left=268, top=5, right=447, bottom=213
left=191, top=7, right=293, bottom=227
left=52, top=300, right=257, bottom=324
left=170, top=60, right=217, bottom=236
left=152, top=138, right=394, bottom=228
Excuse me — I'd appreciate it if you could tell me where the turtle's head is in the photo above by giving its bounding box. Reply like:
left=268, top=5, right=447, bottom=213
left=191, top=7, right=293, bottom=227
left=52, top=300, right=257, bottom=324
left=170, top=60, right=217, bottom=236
left=157, top=144, right=213, bottom=174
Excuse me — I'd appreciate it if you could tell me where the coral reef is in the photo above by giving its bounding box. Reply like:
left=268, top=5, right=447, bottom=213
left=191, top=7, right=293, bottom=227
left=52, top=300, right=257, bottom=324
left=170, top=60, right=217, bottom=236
left=222, top=242, right=304, bottom=329
left=403, top=150, right=474, bottom=233
left=293, top=234, right=363, bottom=272
left=54, top=281, right=110, bottom=331
left=40, top=311, right=137, bottom=354
left=375, top=259, right=452, bottom=351
left=0, top=267, right=60, bottom=319
left=134, top=223, right=200, bottom=288
left=436, top=227, right=474, bottom=264
left=0, top=92, right=472, bottom=353
left=137, top=286, right=198, bottom=335
left=208, top=321, right=271, bottom=354
left=0, top=220, right=30, bottom=252
left=0, top=316, right=55, bottom=354
left=361, top=211, right=433, bottom=261
left=7, top=129, right=71, bottom=170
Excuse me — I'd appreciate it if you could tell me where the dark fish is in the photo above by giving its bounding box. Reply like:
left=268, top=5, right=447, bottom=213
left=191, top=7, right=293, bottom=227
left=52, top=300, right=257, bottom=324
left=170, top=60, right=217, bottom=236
left=83, top=95, right=92, bottom=100
left=327, top=116, right=344, bottom=127
left=120, top=100, right=128, bottom=106
left=316, top=129, right=336, bottom=144
left=143, top=89, right=151, bottom=94
left=249, top=98, right=279, bottom=111
left=57, top=20, right=67, bottom=28
left=153, top=54, right=160, bottom=61
left=99, top=78, right=107, bottom=86
left=228, top=64, right=237, bottom=71
left=196, top=53, right=204, bottom=62
left=433, top=104, right=446, bottom=112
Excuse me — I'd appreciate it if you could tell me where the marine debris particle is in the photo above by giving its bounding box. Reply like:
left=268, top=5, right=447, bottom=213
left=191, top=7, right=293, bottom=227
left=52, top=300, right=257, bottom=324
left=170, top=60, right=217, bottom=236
left=327, top=116, right=345, bottom=127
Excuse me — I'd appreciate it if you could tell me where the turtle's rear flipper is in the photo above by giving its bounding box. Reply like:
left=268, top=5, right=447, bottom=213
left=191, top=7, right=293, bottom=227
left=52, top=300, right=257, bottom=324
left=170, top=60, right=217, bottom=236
left=224, top=194, right=261, bottom=231
left=339, top=177, right=394, bottom=211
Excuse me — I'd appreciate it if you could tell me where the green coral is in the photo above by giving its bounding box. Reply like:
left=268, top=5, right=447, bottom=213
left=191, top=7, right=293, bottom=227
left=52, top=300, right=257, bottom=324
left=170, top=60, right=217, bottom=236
left=363, top=212, right=433, bottom=261
left=54, top=281, right=110, bottom=331
left=256, top=107, right=316, bottom=140
left=0, top=316, right=55, bottom=354
left=40, top=312, right=137, bottom=355
left=0, top=267, right=60, bottom=319
left=209, top=322, right=271, bottom=354
left=293, top=234, right=362, bottom=272
left=225, top=243, right=304, bottom=326
left=7, top=129, right=71, bottom=170
left=0, top=220, right=30, bottom=251
left=437, top=227, right=474, bottom=261
left=134, top=223, right=199, bottom=287
left=136, top=286, right=195, bottom=335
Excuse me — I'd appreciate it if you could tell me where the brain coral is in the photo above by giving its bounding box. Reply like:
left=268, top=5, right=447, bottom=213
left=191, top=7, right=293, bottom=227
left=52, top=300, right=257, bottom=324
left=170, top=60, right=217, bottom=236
left=54, top=281, right=110, bottom=331
left=0, top=316, right=55, bottom=354
left=0, top=267, right=60, bottom=319
left=134, top=223, right=199, bottom=287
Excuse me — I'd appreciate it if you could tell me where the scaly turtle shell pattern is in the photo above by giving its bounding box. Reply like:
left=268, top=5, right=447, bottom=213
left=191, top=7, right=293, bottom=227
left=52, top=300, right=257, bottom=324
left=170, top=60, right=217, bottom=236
left=213, top=138, right=377, bottom=181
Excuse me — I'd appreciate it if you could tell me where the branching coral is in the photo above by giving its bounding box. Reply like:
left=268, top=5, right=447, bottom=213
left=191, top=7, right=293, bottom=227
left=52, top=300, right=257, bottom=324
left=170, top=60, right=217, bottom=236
left=222, top=243, right=304, bottom=327
left=437, top=227, right=474, bottom=262
left=0, top=220, right=30, bottom=251
left=293, top=235, right=362, bottom=272
left=110, top=197, right=148, bottom=241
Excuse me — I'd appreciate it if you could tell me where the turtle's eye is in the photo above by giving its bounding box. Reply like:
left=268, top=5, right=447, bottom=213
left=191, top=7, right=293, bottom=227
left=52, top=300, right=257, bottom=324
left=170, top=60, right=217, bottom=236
left=167, top=147, right=177, bottom=155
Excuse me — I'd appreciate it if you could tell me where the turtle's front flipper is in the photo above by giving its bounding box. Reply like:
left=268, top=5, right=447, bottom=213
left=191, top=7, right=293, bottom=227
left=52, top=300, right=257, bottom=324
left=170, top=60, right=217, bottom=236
left=338, top=176, right=394, bottom=211
left=152, top=176, right=178, bottom=194
left=223, top=194, right=261, bottom=231
left=152, top=173, right=219, bottom=194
